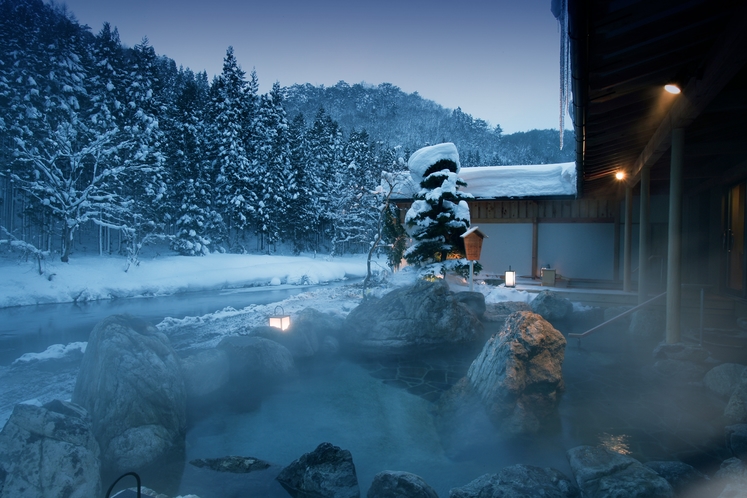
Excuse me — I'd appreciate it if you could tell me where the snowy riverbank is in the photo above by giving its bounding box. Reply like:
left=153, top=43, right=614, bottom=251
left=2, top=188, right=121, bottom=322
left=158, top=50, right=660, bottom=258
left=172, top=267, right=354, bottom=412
left=0, top=252, right=372, bottom=308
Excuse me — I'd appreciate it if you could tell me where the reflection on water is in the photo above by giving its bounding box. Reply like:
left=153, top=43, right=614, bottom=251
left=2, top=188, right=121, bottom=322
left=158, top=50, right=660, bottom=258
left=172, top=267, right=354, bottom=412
left=598, top=432, right=631, bottom=455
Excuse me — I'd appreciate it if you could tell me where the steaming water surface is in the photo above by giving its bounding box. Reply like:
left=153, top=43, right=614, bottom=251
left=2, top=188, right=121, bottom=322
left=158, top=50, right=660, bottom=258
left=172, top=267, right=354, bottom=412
left=0, top=282, right=348, bottom=366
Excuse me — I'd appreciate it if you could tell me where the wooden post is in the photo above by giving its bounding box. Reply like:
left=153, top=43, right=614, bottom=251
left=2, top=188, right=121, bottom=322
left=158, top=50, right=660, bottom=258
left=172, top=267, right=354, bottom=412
left=638, top=166, right=651, bottom=304
left=532, top=218, right=538, bottom=278
left=624, top=185, right=633, bottom=292
left=666, top=128, right=684, bottom=344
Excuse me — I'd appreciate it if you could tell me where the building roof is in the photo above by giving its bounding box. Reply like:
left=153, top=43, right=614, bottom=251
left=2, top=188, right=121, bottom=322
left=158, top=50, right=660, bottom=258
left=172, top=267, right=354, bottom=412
left=568, top=0, right=747, bottom=197
left=391, top=162, right=577, bottom=200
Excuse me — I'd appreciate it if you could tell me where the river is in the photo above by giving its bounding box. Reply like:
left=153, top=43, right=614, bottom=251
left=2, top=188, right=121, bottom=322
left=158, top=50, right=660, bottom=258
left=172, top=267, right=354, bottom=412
left=0, top=282, right=351, bottom=366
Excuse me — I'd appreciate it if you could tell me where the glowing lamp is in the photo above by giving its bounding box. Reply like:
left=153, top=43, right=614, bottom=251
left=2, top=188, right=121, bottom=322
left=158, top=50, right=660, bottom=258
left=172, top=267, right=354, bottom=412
left=505, top=266, right=516, bottom=288
left=269, top=305, right=290, bottom=331
left=664, top=84, right=681, bottom=94
left=615, top=171, right=625, bottom=181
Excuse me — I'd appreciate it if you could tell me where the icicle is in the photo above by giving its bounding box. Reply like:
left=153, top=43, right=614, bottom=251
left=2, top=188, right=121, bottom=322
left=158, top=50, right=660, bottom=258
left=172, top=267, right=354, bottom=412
left=558, top=0, right=570, bottom=150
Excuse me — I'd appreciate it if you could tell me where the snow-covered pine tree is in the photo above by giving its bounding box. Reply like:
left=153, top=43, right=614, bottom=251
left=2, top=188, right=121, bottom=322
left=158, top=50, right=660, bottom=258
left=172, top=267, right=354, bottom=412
left=165, top=69, right=221, bottom=255
left=331, top=129, right=379, bottom=254
left=209, top=47, right=257, bottom=251
left=404, top=142, right=473, bottom=265
left=286, top=113, right=315, bottom=252
left=254, top=82, right=296, bottom=252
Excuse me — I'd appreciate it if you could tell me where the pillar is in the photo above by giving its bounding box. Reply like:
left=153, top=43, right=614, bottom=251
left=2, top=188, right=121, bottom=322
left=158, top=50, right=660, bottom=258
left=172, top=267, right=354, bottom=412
left=638, top=166, right=651, bottom=304
left=623, top=185, right=633, bottom=292
left=532, top=218, right=538, bottom=278
left=666, top=128, right=684, bottom=344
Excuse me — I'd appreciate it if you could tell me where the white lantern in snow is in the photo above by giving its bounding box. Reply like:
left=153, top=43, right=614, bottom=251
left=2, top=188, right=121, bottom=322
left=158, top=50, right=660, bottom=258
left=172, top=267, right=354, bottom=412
left=505, top=266, right=516, bottom=288
left=269, top=305, right=290, bottom=331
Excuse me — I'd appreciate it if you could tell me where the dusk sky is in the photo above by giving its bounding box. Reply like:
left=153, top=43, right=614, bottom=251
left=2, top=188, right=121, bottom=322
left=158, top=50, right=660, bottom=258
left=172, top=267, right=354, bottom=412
left=60, top=0, right=563, bottom=134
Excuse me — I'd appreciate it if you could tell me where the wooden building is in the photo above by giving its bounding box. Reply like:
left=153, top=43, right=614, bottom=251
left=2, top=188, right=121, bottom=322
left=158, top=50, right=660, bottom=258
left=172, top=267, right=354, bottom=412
left=567, top=0, right=747, bottom=342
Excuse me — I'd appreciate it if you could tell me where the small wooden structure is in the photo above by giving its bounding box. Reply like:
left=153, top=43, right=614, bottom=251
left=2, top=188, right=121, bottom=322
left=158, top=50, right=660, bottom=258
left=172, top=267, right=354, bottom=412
left=462, top=226, right=486, bottom=261
left=461, top=226, right=487, bottom=291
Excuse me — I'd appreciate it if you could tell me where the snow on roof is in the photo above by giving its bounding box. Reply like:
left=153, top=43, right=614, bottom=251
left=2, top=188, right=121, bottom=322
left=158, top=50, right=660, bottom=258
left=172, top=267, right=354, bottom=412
left=407, top=143, right=460, bottom=183
left=391, top=162, right=577, bottom=200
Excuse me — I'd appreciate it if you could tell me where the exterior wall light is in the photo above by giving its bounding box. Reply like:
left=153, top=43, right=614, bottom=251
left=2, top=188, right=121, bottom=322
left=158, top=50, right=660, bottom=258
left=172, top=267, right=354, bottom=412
left=505, top=266, right=516, bottom=288
left=615, top=171, right=626, bottom=181
left=269, top=305, right=290, bottom=331
left=664, top=84, right=681, bottom=94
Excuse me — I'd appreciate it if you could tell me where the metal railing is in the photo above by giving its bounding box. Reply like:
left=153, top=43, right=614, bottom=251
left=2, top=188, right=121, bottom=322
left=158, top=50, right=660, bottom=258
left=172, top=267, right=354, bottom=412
left=568, top=292, right=667, bottom=346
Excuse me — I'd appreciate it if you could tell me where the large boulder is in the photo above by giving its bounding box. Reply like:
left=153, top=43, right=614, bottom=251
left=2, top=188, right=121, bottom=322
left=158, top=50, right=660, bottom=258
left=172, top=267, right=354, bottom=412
left=467, top=311, right=566, bottom=436
left=180, top=348, right=230, bottom=399
left=252, top=324, right=319, bottom=358
left=644, top=461, right=708, bottom=496
left=367, top=471, right=438, bottom=498
left=454, top=291, right=486, bottom=318
left=216, top=335, right=295, bottom=409
left=531, top=290, right=573, bottom=321
left=449, top=465, right=578, bottom=498
left=217, top=335, right=295, bottom=382
left=566, top=446, right=673, bottom=498
left=252, top=307, right=344, bottom=358
left=705, top=363, right=747, bottom=399
left=714, top=457, right=747, bottom=498
left=343, top=279, right=483, bottom=353
left=276, top=442, right=360, bottom=498
left=725, top=369, right=747, bottom=424
left=0, top=400, right=101, bottom=498
left=72, top=314, right=186, bottom=478
left=726, top=424, right=747, bottom=460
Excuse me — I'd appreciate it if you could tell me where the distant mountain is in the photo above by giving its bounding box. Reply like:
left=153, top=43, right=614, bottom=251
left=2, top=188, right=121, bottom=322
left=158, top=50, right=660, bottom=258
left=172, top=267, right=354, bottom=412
left=282, top=81, right=574, bottom=167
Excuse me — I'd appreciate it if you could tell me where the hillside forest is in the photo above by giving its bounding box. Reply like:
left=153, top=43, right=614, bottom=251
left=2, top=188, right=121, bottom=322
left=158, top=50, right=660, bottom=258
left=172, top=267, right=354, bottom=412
left=0, top=0, right=573, bottom=266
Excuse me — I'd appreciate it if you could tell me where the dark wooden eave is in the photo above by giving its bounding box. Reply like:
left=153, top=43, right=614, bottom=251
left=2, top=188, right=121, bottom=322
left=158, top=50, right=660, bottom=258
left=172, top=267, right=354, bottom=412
left=569, top=0, right=747, bottom=197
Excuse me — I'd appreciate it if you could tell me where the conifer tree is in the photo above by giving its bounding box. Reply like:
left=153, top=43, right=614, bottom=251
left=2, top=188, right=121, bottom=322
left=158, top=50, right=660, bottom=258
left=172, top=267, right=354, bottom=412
left=254, top=81, right=296, bottom=251
left=166, top=70, right=221, bottom=255
left=404, top=143, right=472, bottom=265
left=210, top=46, right=256, bottom=250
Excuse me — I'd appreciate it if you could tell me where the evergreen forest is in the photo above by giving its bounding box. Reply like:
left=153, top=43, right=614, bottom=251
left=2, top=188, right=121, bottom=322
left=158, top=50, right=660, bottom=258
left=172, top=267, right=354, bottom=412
left=0, top=0, right=573, bottom=264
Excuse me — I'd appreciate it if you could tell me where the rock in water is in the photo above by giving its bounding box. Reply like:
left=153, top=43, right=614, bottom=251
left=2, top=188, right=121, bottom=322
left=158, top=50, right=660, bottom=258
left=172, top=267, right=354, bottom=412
left=567, top=446, right=673, bottom=498
left=467, top=311, right=566, bottom=436
left=72, top=314, right=187, bottom=478
left=0, top=400, right=101, bottom=497
left=530, top=290, right=573, bottom=321
left=449, top=465, right=578, bottom=498
left=344, top=279, right=483, bottom=353
left=367, top=471, right=438, bottom=498
left=276, top=442, right=360, bottom=498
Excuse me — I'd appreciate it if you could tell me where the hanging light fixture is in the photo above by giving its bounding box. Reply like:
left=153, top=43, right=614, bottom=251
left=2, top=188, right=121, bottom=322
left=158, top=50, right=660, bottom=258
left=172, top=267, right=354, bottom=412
left=664, top=83, right=681, bottom=94
left=505, top=266, right=516, bottom=288
left=269, top=305, right=290, bottom=331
